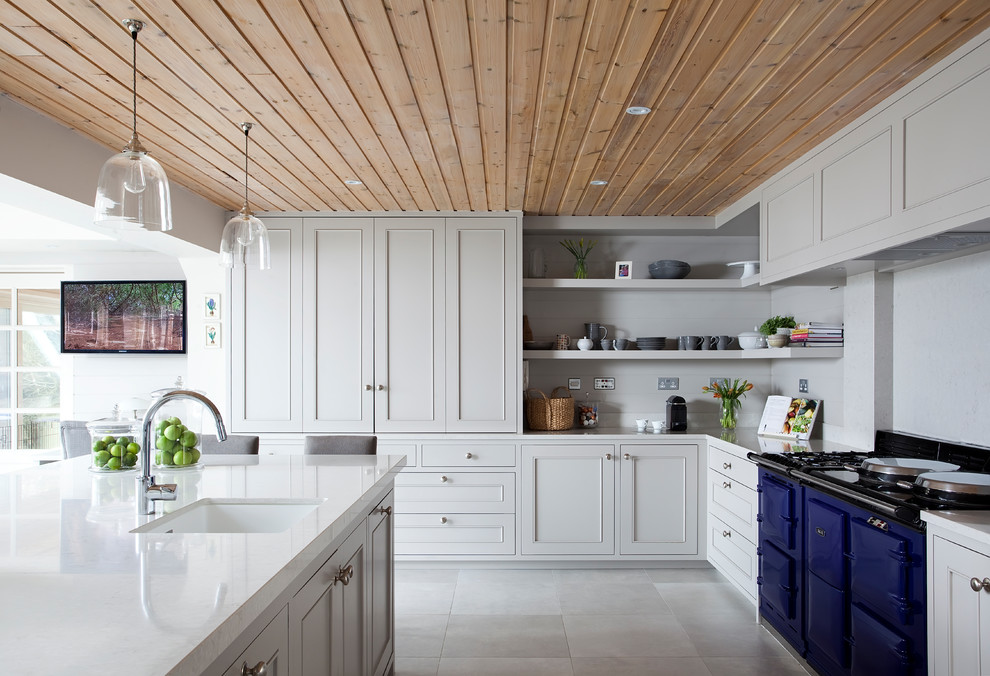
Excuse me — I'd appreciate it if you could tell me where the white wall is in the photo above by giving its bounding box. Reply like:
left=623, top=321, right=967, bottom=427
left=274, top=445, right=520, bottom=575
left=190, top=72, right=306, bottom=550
left=891, top=249, right=990, bottom=445
left=769, top=285, right=846, bottom=433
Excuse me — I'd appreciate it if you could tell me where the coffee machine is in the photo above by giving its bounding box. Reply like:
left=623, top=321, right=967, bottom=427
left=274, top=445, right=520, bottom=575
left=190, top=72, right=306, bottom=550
left=666, top=395, right=687, bottom=431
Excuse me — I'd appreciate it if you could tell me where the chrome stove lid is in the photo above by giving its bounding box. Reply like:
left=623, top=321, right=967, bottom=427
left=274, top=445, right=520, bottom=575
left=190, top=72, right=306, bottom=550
left=906, top=471, right=990, bottom=496
left=857, top=457, right=960, bottom=479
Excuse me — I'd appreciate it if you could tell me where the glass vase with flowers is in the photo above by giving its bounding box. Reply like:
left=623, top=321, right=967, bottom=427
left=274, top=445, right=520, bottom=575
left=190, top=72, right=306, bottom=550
left=560, top=238, right=597, bottom=279
left=701, top=378, right=754, bottom=429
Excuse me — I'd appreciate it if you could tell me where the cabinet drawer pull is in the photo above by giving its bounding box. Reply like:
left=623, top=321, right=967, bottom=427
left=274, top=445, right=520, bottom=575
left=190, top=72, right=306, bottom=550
left=723, top=462, right=731, bottom=470
left=465, top=452, right=473, bottom=459
left=241, top=661, right=268, bottom=676
left=971, top=577, right=990, bottom=592
left=364, top=384, right=372, bottom=391
left=376, top=384, right=385, bottom=391
left=723, top=481, right=731, bottom=489
left=376, top=505, right=392, bottom=516
left=440, top=475, right=448, bottom=483
left=605, top=453, right=612, bottom=460
left=440, top=516, right=448, bottom=524
left=623, top=453, right=631, bottom=460
left=722, top=530, right=731, bottom=538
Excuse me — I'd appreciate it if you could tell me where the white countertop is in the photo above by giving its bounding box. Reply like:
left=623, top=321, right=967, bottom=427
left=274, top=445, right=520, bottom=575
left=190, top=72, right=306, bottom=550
left=0, top=453, right=406, bottom=676
left=923, top=510, right=990, bottom=551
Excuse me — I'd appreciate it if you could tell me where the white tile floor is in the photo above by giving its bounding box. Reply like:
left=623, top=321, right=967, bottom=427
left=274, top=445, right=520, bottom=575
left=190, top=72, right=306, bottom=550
left=394, top=566, right=813, bottom=676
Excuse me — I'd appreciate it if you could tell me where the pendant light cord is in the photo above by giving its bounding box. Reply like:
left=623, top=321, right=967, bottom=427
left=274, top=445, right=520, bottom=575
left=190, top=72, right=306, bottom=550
left=241, top=123, right=253, bottom=210
left=130, top=24, right=138, bottom=136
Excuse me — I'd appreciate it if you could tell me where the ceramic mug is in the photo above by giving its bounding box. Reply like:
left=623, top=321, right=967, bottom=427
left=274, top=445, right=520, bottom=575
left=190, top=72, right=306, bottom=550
left=601, top=339, right=614, bottom=350
left=614, top=338, right=629, bottom=351
left=635, top=418, right=648, bottom=431
left=700, top=335, right=716, bottom=351
left=651, top=420, right=665, bottom=433
left=555, top=334, right=570, bottom=350
left=678, top=335, right=701, bottom=350
left=716, top=335, right=737, bottom=350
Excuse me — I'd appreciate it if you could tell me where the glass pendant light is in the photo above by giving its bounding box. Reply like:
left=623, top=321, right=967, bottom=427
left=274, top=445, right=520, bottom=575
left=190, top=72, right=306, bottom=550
left=94, top=19, right=172, bottom=232
left=220, top=123, right=270, bottom=270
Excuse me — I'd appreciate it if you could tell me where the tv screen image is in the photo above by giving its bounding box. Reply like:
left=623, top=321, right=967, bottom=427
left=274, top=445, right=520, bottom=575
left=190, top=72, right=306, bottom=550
left=61, top=281, right=186, bottom=354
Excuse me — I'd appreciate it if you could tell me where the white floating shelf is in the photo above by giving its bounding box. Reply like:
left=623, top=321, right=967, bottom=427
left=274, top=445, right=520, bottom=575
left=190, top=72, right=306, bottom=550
left=522, top=347, right=843, bottom=360
left=522, top=277, right=761, bottom=290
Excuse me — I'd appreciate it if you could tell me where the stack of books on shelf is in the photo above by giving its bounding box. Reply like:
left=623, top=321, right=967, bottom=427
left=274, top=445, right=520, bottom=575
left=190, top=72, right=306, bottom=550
left=790, top=322, right=843, bottom=347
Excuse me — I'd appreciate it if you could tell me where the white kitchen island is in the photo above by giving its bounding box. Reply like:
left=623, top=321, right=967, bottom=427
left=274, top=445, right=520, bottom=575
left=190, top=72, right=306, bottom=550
left=0, top=453, right=405, bottom=676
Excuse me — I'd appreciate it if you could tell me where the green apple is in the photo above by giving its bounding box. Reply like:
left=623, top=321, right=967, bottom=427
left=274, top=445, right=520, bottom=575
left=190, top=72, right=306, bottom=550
left=126, top=441, right=140, bottom=454
left=121, top=453, right=138, bottom=467
left=159, top=450, right=174, bottom=466
left=102, top=435, right=116, bottom=445
left=93, top=450, right=111, bottom=467
left=109, top=443, right=124, bottom=457
left=180, top=430, right=197, bottom=448
left=189, top=448, right=201, bottom=464
left=93, top=439, right=107, bottom=452
left=106, top=457, right=122, bottom=470
left=163, top=425, right=181, bottom=441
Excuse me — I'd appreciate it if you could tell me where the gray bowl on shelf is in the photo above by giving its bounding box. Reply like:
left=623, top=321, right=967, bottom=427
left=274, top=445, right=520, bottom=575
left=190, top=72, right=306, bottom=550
left=648, top=260, right=691, bottom=279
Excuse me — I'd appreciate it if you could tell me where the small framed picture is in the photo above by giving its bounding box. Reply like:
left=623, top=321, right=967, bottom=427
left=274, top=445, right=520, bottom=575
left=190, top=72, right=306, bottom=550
left=204, top=293, right=221, bottom=319
left=615, top=261, right=632, bottom=279
left=205, top=323, right=221, bottom=349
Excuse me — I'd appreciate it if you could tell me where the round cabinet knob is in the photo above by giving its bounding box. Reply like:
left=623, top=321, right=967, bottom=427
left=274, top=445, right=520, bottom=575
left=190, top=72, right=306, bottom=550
left=376, top=505, right=392, bottom=516
left=605, top=453, right=613, bottom=460
left=970, top=577, right=990, bottom=592
left=376, top=384, right=385, bottom=391
left=364, top=384, right=372, bottom=391
left=723, top=481, right=732, bottom=489
left=623, top=453, right=631, bottom=460
left=241, top=662, right=268, bottom=676
left=465, top=452, right=473, bottom=459
left=723, top=462, right=732, bottom=470
left=440, top=516, right=448, bottom=524
left=440, top=475, right=448, bottom=483
left=722, top=531, right=731, bottom=538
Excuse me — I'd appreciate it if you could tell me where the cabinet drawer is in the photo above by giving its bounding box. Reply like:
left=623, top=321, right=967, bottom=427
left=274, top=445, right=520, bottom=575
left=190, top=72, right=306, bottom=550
left=708, top=446, right=757, bottom=489
left=394, top=472, right=515, bottom=513
left=395, top=513, right=515, bottom=555
left=708, top=515, right=758, bottom=603
left=708, top=470, right=759, bottom=543
left=421, top=444, right=516, bottom=467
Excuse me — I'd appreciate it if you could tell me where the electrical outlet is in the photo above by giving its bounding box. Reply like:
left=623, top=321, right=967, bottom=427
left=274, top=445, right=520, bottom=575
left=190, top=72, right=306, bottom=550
left=710, top=377, right=728, bottom=388
left=568, top=378, right=581, bottom=390
left=594, top=377, right=615, bottom=390
left=657, top=377, right=679, bottom=390
left=799, top=378, right=809, bottom=394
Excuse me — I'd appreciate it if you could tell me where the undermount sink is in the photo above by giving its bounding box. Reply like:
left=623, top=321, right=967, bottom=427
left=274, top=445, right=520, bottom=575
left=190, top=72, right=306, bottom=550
left=132, top=498, right=325, bottom=534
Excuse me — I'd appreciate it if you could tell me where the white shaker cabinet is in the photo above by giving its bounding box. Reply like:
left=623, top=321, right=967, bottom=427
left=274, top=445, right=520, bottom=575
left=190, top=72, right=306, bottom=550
left=373, top=218, right=446, bottom=432
left=618, top=443, right=699, bottom=556
left=928, top=522, right=990, bottom=675
left=230, top=214, right=520, bottom=434
left=521, top=445, right=616, bottom=555
left=230, top=217, right=304, bottom=431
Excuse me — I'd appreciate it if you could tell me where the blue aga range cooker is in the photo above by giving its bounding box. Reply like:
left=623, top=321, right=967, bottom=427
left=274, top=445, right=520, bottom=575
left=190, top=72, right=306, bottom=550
left=750, top=431, right=990, bottom=676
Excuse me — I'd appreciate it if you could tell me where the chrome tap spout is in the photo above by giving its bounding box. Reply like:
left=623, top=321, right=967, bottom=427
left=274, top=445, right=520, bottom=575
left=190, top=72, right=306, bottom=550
left=137, top=390, right=226, bottom=515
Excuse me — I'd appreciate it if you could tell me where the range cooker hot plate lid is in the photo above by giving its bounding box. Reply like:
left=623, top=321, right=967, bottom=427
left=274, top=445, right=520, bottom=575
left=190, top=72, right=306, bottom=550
left=858, top=457, right=960, bottom=477
left=906, top=471, right=990, bottom=496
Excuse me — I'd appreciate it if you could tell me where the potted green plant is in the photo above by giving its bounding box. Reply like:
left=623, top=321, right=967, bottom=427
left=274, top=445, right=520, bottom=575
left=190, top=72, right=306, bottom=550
left=758, top=315, right=796, bottom=336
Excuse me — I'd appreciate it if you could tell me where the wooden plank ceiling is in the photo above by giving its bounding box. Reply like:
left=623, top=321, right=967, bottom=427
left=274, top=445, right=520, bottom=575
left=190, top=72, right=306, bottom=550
left=1, top=0, right=989, bottom=217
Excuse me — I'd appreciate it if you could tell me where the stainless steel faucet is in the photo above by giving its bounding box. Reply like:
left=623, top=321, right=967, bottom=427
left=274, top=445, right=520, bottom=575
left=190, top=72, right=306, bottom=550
left=137, top=390, right=227, bottom=515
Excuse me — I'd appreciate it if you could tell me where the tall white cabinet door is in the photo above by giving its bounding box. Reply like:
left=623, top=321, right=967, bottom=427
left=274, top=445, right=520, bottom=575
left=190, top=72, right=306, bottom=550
left=521, top=445, right=615, bottom=555
left=229, top=217, right=303, bottom=432
left=445, top=217, right=518, bottom=432
left=374, top=218, right=445, bottom=432
left=618, top=444, right=699, bottom=555
left=304, top=218, right=375, bottom=432
left=931, top=535, right=990, bottom=675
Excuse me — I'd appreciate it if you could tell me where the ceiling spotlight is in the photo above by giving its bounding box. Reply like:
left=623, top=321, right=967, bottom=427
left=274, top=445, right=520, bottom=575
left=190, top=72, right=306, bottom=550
left=344, top=179, right=363, bottom=185
left=625, top=106, right=652, bottom=115
left=590, top=180, right=608, bottom=186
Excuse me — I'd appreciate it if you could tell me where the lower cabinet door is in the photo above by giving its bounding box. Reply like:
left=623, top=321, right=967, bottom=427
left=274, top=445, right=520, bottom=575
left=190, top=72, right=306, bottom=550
left=222, top=606, right=289, bottom=676
left=708, top=515, right=757, bottom=603
left=759, top=540, right=798, bottom=620
left=290, top=526, right=367, bottom=676
left=806, top=572, right=848, bottom=671
left=619, top=444, right=699, bottom=555
left=521, top=445, right=615, bottom=555
left=367, top=492, right=394, bottom=676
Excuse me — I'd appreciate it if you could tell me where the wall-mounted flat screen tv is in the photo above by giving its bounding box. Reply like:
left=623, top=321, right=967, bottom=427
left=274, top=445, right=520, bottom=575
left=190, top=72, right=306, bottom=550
left=61, top=281, right=186, bottom=354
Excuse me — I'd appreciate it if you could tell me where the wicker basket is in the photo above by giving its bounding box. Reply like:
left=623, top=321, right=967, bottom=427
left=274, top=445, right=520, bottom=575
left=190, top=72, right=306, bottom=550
left=525, top=387, right=574, bottom=431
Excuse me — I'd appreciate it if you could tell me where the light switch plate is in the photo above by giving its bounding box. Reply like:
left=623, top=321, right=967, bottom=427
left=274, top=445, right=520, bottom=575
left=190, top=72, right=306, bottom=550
left=594, top=377, right=615, bottom=390
left=657, top=377, right=679, bottom=390
left=568, top=378, right=581, bottom=390
left=799, top=378, right=809, bottom=393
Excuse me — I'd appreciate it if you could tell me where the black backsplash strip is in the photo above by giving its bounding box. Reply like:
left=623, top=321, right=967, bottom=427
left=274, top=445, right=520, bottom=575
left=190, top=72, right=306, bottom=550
left=875, top=430, right=990, bottom=472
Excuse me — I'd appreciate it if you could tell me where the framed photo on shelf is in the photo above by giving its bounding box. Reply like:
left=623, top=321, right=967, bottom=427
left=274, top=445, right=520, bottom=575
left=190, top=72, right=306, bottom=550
left=615, top=261, right=632, bottom=279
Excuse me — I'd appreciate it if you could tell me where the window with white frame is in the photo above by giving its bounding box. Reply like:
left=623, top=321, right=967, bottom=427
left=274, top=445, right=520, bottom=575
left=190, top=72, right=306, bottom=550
left=0, top=282, right=62, bottom=452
